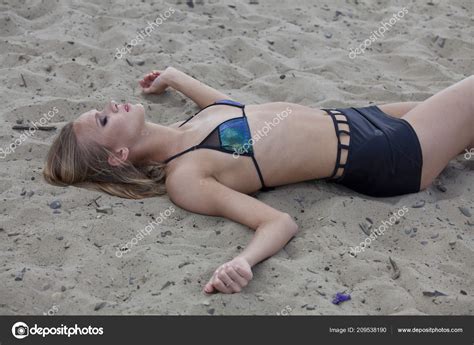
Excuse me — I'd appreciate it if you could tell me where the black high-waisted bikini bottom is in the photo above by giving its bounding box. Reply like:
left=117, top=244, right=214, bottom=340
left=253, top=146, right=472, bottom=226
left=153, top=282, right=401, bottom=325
left=322, top=106, right=423, bottom=197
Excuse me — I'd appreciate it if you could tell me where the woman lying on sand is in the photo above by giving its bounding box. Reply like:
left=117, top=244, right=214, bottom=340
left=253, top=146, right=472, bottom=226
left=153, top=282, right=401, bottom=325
left=43, top=67, right=473, bottom=294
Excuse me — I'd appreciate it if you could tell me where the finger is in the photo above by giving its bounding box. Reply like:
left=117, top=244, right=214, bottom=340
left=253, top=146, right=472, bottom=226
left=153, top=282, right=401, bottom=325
left=203, top=281, right=215, bottom=294
left=218, top=270, right=241, bottom=293
left=139, top=78, right=152, bottom=88
left=212, top=277, right=233, bottom=294
left=235, top=265, right=253, bottom=281
left=226, top=266, right=248, bottom=287
left=144, top=74, right=156, bottom=83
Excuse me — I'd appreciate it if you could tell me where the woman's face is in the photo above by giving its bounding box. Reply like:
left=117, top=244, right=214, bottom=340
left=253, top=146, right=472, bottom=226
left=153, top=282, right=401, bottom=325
left=74, top=100, right=145, bottom=150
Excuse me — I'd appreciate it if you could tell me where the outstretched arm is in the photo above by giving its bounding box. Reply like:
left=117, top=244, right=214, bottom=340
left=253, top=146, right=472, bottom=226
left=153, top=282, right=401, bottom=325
left=166, top=170, right=299, bottom=294
left=139, top=67, right=233, bottom=108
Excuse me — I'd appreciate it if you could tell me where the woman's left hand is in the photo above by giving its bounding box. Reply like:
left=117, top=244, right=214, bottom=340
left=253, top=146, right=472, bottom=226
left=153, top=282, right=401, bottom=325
left=138, top=70, right=169, bottom=94
left=203, top=257, right=253, bottom=294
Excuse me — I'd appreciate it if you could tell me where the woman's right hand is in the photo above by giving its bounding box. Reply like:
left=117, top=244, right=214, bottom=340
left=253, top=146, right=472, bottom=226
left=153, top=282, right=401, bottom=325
left=139, top=69, right=170, bottom=94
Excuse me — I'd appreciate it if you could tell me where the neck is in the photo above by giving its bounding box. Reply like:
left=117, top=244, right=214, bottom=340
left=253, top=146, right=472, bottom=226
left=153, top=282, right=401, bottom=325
left=128, top=122, right=183, bottom=165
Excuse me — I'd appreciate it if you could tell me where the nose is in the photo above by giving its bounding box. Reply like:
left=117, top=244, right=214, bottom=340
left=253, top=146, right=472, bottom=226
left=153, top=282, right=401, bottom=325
left=108, top=100, right=119, bottom=113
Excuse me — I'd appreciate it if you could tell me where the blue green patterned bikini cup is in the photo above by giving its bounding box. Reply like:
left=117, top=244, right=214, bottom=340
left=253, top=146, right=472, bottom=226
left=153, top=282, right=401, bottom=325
left=218, top=117, right=253, bottom=155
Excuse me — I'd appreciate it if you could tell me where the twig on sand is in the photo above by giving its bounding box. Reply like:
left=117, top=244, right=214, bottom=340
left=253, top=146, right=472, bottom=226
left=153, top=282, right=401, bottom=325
left=389, top=256, right=400, bottom=280
left=87, top=195, right=102, bottom=207
left=20, top=74, right=27, bottom=87
left=12, top=125, right=56, bottom=131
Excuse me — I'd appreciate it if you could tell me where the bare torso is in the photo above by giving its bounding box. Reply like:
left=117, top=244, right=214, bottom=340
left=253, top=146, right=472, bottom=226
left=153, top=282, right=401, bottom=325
left=165, top=102, right=338, bottom=194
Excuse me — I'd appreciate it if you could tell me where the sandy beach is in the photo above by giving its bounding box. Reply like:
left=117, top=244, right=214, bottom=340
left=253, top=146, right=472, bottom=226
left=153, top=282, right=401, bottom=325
left=0, top=0, right=473, bottom=315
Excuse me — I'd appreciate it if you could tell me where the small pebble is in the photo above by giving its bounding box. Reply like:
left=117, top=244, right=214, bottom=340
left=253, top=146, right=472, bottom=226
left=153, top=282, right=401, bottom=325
left=96, top=206, right=113, bottom=215
left=437, top=37, right=446, bottom=48
left=420, top=241, right=428, bottom=245
left=49, top=200, right=61, bottom=209
left=359, top=222, right=371, bottom=236
left=94, top=301, right=106, bottom=311
left=207, top=308, right=215, bottom=315
left=412, top=200, right=425, bottom=208
left=306, top=304, right=316, bottom=310
left=458, top=207, right=471, bottom=217
left=422, top=290, right=447, bottom=297
left=14, top=267, right=26, bottom=281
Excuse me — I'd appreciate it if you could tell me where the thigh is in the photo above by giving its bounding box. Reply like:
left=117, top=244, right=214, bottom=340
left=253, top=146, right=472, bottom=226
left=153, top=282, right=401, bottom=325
left=401, top=76, right=474, bottom=189
left=378, top=102, right=421, bottom=118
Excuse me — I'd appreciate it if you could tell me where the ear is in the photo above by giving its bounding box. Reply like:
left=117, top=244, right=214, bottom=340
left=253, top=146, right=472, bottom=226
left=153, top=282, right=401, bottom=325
left=107, top=147, right=130, bottom=167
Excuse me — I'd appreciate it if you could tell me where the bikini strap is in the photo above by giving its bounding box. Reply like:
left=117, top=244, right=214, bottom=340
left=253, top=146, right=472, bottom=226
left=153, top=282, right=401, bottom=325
left=322, top=109, right=351, bottom=179
left=163, top=146, right=198, bottom=164
left=215, top=99, right=244, bottom=107
left=250, top=155, right=274, bottom=191
left=179, top=100, right=245, bottom=127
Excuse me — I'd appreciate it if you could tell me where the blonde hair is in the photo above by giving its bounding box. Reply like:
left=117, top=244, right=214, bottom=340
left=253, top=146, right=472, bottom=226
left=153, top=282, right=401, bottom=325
left=43, top=122, right=167, bottom=199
